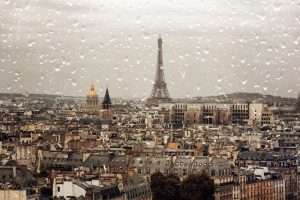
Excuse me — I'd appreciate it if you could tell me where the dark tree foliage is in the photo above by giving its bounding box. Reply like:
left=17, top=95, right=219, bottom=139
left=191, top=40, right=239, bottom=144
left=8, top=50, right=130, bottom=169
left=151, top=172, right=181, bottom=200
left=40, top=186, right=52, bottom=197
left=180, top=173, right=215, bottom=200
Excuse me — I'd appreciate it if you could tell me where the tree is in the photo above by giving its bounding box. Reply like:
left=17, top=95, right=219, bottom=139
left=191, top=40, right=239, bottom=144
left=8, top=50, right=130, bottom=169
left=163, top=174, right=181, bottom=200
left=150, top=172, right=165, bottom=200
left=150, top=172, right=180, bottom=200
left=180, top=173, right=215, bottom=200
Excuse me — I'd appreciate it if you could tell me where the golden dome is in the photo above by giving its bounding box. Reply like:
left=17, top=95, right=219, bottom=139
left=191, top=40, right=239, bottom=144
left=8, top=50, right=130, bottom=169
left=88, top=84, right=97, bottom=97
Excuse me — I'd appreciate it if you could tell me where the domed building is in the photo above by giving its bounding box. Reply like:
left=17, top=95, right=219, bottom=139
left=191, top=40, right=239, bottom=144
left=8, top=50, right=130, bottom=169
left=87, top=84, right=98, bottom=106
left=85, top=84, right=100, bottom=114
left=83, top=84, right=113, bottom=127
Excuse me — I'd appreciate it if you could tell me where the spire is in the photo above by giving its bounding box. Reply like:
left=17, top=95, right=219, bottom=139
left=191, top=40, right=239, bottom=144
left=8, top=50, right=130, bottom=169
left=102, top=88, right=112, bottom=109
left=157, top=35, right=163, bottom=67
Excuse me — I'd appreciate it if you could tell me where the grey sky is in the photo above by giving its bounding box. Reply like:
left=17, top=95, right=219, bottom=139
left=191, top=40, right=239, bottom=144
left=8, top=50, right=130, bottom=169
left=0, top=0, right=300, bottom=99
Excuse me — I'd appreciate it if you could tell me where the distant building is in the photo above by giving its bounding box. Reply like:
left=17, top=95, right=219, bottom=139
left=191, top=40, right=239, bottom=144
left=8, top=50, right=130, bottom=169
left=85, top=84, right=100, bottom=114
left=232, top=172, right=285, bottom=200
left=236, top=151, right=299, bottom=199
left=53, top=177, right=123, bottom=200
left=0, top=166, right=36, bottom=188
left=123, top=176, right=152, bottom=200
left=0, top=190, right=27, bottom=200
left=236, top=151, right=297, bottom=168
left=249, top=103, right=274, bottom=127
left=172, top=156, right=193, bottom=177
left=276, top=132, right=300, bottom=154
left=170, top=104, right=187, bottom=129
left=130, top=156, right=172, bottom=175
left=199, top=104, right=231, bottom=125
left=231, top=103, right=250, bottom=125
left=184, top=105, right=200, bottom=127
left=15, top=144, right=37, bottom=170
left=39, top=150, right=84, bottom=171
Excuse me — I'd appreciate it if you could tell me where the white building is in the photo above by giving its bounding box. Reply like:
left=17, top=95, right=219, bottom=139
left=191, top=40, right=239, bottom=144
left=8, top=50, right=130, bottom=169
left=53, top=177, right=123, bottom=200
left=249, top=103, right=274, bottom=126
left=53, top=178, right=87, bottom=199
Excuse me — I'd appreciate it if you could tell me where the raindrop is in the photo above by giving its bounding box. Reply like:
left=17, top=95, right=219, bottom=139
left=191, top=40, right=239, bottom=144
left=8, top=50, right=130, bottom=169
left=180, top=71, right=186, bottom=79
left=265, top=61, right=271, bottom=66
left=273, top=2, right=282, bottom=12
left=142, top=34, right=150, bottom=40
left=203, top=50, right=209, bottom=55
left=71, top=82, right=77, bottom=87
left=28, top=41, right=36, bottom=47
left=80, top=54, right=85, bottom=59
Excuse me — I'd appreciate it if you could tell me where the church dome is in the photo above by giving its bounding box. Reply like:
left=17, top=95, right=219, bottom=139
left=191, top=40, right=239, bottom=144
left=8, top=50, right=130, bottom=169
left=88, top=84, right=97, bottom=97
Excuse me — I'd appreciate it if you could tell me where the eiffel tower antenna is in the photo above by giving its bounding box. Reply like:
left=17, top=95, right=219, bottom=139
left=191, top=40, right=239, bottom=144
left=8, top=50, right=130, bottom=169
left=146, top=36, right=172, bottom=105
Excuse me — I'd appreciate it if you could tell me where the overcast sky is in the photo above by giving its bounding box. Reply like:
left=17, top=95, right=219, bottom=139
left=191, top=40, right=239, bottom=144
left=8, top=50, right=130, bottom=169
left=0, top=0, right=300, bottom=99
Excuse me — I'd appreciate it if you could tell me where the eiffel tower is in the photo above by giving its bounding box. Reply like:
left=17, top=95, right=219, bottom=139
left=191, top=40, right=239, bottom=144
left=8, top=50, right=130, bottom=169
left=146, top=36, right=172, bottom=105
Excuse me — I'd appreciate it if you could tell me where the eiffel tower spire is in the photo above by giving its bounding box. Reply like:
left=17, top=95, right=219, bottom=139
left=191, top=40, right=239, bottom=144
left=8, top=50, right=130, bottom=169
left=147, top=36, right=172, bottom=105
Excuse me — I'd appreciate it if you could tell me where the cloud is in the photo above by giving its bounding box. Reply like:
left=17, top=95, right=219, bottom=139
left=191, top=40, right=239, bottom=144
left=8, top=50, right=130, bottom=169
left=0, top=0, right=300, bottom=98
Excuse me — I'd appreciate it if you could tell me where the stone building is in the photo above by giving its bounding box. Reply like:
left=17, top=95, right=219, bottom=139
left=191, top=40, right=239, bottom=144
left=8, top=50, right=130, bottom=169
left=0, top=190, right=27, bottom=200
left=170, top=104, right=187, bottom=129
left=231, top=103, right=250, bottom=125
left=184, top=105, right=200, bottom=127
left=249, top=103, right=274, bottom=127
left=236, top=151, right=298, bottom=199
left=199, top=104, right=231, bottom=125
left=232, top=172, right=285, bottom=200
left=53, top=177, right=123, bottom=200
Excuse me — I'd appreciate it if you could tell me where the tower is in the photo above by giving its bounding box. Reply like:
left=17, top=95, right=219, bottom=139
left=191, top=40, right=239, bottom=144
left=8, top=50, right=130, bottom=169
left=101, top=88, right=113, bottom=127
left=146, top=36, right=172, bottom=105
left=102, top=88, right=112, bottom=110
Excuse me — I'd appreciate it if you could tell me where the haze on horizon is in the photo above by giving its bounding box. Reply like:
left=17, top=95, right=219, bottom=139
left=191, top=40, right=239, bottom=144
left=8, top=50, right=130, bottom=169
left=0, top=0, right=300, bottom=99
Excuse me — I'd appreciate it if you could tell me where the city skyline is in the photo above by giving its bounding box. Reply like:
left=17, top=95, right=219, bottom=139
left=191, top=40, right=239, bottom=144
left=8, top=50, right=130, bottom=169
left=1, top=0, right=300, bottom=98
left=2, top=1, right=300, bottom=200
